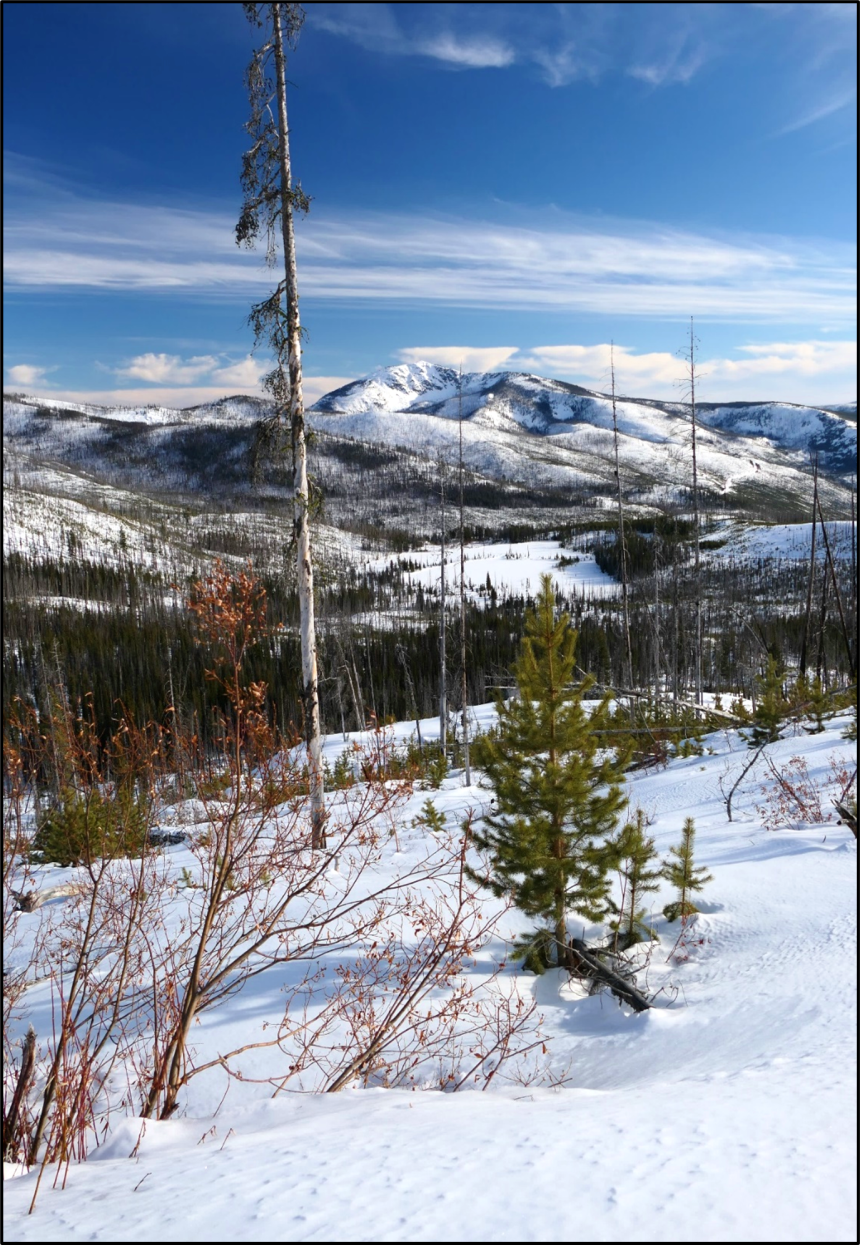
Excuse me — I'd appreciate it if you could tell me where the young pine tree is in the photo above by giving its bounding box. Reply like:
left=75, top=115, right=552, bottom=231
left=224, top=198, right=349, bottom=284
left=609, top=809, right=662, bottom=951
left=662, top=817, right=712, bottom=923
left=470, top=575, right=628, bottom=970
left=747, top=654, right=789, bottom=747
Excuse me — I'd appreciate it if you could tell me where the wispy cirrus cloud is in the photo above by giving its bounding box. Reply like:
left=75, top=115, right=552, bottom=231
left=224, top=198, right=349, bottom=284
left=310, top=4, right=515, bottom=71
left=757, top=2, right=857, bottom=135
left=309, top=0, right=857, bottom=137
left=306, top=3, right=728, bottom=90
left=5, top=177, right=855, bottom=326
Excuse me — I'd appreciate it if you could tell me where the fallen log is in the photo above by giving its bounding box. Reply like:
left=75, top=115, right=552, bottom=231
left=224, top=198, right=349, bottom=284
left=833, top=799, right=857, bottom=838
left=13, top=883, right=80, bottom=912
left=567, top=938, right=652, bottom=1013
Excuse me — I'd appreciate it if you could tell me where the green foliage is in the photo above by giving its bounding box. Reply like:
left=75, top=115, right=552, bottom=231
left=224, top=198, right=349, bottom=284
left=399, top=739, right=448, bottom=789
left=509, top=926, right=556, bottom=975
left=32, top=783, right=150, bottom=867
left=746, top=655, right=790, bottom=746
left=325, top=750, right=357, bottom=790
left=411, top=798, right=446, bottom=834
left=470, top=576, right=628, bottom=966
left=793, top=673, right=829, bottom=734
left=608, top=809, right=662, bottom=950
left=423, top=743, right=450, bottom=789
left=662, top=817, right=712, bottom=922
left=672, top=735, right=704, bottom=759
left=196, top=770, right=232, bottom=800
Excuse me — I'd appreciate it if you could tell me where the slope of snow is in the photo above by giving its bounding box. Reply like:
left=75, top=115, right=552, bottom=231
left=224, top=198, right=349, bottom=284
left=362, top=539, right=619, bottom=602
left=3, top=712, right=856, bottom=1243
left=5, top=371, right=856, bottom=530
left=705, top=520, right=856, bottom=562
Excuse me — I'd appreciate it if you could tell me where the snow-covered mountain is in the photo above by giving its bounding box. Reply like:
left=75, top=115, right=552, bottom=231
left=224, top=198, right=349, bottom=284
left=313, top=362, right=856, bottom=477
left=3, top=367, right=855, bottom=575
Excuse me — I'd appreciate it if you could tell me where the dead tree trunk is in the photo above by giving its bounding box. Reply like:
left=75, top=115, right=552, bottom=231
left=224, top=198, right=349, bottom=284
left=682, top=317, right=704, bottom=705
left=3, top=1027, right=36, bottom=1161
left=458, top=370, right=471, bottom=785
left=271, top=6, right=325, bottom=848
left=439, top=455, right=447, bottom=755
left=815, top=492, right=855, bottom=680
left=567, top=939, right=651, bottom=1012
left=610, top=342, right=633, bottom=689
left=238, top=4, right=325, bottom=844
left=799, top=457, right=819, bottom=678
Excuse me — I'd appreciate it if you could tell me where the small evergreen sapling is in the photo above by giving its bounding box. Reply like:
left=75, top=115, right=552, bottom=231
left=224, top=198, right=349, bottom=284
left=662, top=817, right=712, bottom=922
left=412, top=798, right=446, bottom=834
left=469, top=575, right=628, bottom=969
left=746, top=655, right=790, bottom=747
left=609, top=809, right=662, bottom=951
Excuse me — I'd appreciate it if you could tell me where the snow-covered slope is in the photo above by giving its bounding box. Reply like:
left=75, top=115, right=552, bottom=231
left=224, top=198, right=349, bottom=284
left=4, top=369, right=855, bottom=555
left=312, top=363, right=856, bottom=477
left=3, top=711, right=856, bottom=1242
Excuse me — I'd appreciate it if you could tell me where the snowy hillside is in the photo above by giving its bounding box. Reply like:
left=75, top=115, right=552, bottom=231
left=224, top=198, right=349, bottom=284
left=3, top=709, right=856, bottom=1243
left=313, top=363, right=857, bottom=478
left=5, top=368, right=855, bottom=539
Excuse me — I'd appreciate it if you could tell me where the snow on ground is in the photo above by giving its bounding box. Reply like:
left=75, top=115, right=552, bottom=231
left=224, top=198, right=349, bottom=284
left=705, top=520, right=855, bottom=563
left=3, top=713, right=856, bottom=1243
left=362, top=539, right=619, bottom=602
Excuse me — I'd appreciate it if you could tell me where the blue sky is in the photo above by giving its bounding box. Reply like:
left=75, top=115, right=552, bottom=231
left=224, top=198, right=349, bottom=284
left=3, top=2, right=856, bottom=406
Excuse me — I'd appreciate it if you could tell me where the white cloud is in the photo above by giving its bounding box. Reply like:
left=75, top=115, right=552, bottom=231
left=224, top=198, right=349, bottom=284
left=6, top=376, right=356, bottom=410
left=418, top=34, right=514, bottom=69
left=510, top=339, right=857, bottom=403
left=115, top=352, right=218, bottom=383
left=113, top=352, right=271, bottom=392
left=6, top=363, right=52, bottom=387
left=210, top=355, right=268, bottom=388
left=4, top=179, right=855, bottom=325
left=775, top=85, right=857, bottom=135
left=628, top=53, right=705, bottom=87
left=310, top=5, right=515, bottom=70
left=301, top=375, right=357, bottom=405
left=308, top=3, right=708, bottom=88
left=397, top=346, right=519, bottom=373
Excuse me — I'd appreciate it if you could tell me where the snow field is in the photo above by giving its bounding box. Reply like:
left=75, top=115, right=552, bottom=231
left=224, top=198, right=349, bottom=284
left=3, top=708, right=856, bottom=1242
left=361, top=539, right=619, bottom=605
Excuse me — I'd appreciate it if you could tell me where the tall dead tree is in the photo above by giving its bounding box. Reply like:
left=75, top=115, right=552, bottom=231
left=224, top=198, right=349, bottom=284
left=815, top=491, right=856, bottom=681
left=680, top=317, right=703, bottom=705
left=237, top=2, right=325, bottom=847
left=799, top=456, right=819, bottom=679
left=458, top=369, right=471, bottom=785
left=610, top=342, right=633, bottom=689
left=439, top=453, right=448, bottom=754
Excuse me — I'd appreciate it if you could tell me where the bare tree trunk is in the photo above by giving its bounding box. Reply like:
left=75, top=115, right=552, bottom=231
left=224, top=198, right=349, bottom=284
left=815, top=492, right=855, bottom=680
left=815, top=552, right=829, bottom=685
left=439, top=456, right=447, bottom=754
left=799, top=457, right=819, bottom=678
left=458, top=371, right=471, bottom=785
left=610, top=343, right=633, bottom=689
left=851, top=483, right=857, bottom=658
left=672, top=517, right=680, bottom=702
left=686, top=318, right=704, bottom=705
left=272, top=5, right=325, bottom=847
left=653, top=534, right=662, bottom=694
